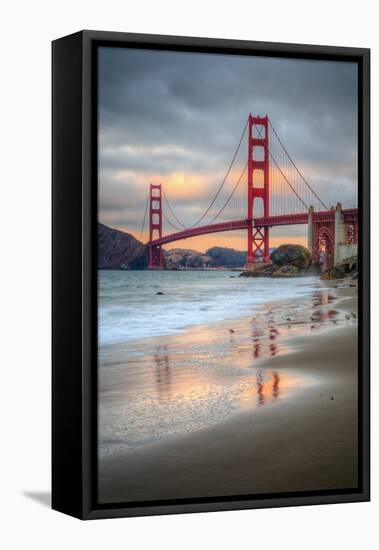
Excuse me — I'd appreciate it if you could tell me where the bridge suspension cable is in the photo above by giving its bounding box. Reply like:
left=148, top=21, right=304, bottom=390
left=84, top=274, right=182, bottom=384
left=189, top=118, right=248, bottom=227
left=268, top=150, right=309, bottom=210
left=163, top=191, right=187, bottom=229
left=207, top=163, right=248, bottom=224
left=162, top=211, right=184, bottom=231
left=138, top=192, right=149, bottom=241
left=268, top=119, right=328, bottom=210
left=147, top=115, right=330, bottom=240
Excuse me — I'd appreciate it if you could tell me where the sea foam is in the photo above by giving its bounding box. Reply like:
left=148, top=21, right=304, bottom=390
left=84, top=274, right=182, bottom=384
left=98, top=270, right=318, bottom=346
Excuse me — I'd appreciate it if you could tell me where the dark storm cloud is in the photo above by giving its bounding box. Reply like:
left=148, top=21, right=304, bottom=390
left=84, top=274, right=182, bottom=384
left=98, top=47, right=358, bottom=237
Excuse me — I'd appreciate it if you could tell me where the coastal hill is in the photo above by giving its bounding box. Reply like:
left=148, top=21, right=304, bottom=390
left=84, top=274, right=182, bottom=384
left=164, top=248, right=213, bottom=269
left=165, top=246, right=247, bottom=269
left=98, top=223, right=148, bottom=269
left=207, top=247, right=247, bottom=268
left=98, top=222, right=249, bottom=269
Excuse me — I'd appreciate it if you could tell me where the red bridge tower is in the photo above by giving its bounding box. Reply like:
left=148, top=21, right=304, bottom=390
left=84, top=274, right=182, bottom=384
left=247, top=114, right=270, bottom=267
left=148, top=183, right=164, bottom=269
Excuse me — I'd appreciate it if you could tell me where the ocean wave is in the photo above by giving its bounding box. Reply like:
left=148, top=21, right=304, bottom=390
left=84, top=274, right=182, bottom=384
left=98, top=270, right=318, bottom=346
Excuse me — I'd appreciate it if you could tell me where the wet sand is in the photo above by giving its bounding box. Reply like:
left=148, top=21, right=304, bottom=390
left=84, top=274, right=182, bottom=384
left=98, top=281, right=358, bottom=504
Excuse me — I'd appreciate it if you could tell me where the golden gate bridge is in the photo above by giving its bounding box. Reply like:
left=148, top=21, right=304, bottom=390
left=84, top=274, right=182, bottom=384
left=138, top=114, right=358, bottom=270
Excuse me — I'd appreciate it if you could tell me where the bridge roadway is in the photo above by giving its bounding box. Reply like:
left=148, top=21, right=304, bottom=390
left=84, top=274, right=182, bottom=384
left=149, top=209, right=358, bottom=247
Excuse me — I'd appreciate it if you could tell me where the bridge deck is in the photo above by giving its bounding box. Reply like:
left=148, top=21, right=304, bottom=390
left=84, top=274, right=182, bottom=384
left=148, top=209, right=358, bottom=247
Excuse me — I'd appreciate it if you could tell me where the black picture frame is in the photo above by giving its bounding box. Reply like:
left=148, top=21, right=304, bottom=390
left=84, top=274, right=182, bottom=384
left=52, top=30, right=370, bottom=520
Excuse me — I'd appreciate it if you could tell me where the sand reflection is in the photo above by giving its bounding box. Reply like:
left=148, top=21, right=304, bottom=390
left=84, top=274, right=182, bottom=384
left=154, top=347, right=171, bottom=400
left=273, top=372, right=280, bottom=398
left=236, top=369, right=305, bottom=408
left=255, top=370, right=281, bottom=406
left=147, top=342, right=304, bottom=413
left=99, top=286, right=346, bottom=453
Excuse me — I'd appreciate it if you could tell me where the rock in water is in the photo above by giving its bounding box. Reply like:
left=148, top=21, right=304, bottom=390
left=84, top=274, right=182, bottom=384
left=239, top=264, right=275, bottom=277
left=270, top=244, right=312, bottom=271
left=239, top=243, right=312, bottom=278
left=321, top=255, right=358, bottom=280
left=271, top=265, right=299, bottom=277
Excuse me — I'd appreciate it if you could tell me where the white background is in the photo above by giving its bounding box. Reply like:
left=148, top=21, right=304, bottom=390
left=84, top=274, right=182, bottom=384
left=1, top=1, right=376, bottom=548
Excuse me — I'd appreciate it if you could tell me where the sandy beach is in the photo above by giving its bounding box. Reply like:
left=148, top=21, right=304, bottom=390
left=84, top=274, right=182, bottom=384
left=98, top=279, right=358, bottom=504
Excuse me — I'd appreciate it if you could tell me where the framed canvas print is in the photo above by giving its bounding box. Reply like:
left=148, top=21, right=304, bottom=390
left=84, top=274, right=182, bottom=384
left=52, top=30, right=370, bottom=519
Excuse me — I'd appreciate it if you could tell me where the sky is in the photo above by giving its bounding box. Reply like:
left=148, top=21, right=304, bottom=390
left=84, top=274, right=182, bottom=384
left=98, top=46, right=358, bottom=252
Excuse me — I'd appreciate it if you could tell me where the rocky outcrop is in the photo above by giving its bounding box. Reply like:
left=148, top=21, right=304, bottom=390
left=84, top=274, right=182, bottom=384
left=321, top=256, right=358, bottom=280
left=270, top=244, right=312, bottom=270
left=240, top=244, right=313, bottom=278
left=98, top=223, right=148, bottom=269
left=271, top=265, right=300, bottom=277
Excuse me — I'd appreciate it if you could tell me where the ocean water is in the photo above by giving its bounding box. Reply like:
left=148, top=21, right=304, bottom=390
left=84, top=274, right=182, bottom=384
left=98, top=270, right=319, bottom=346
left=98, top=270, right=348, bottom=455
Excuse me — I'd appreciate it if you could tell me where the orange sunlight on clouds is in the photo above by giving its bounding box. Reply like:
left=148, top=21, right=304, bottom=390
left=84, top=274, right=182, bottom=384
left=161, top=172, right=220, bottom=201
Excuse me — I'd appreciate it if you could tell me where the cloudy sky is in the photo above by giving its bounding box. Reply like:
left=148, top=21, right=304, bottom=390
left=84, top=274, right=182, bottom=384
left=98, top=46, right=358, bottom=251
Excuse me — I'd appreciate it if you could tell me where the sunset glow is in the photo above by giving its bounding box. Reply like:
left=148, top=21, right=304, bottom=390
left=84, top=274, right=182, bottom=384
left=99, top=47, right=357, bottom=255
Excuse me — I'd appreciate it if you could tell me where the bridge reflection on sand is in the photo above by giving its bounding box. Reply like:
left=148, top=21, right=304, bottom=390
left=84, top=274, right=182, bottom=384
left=98, top=285, right=358, bottom=453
